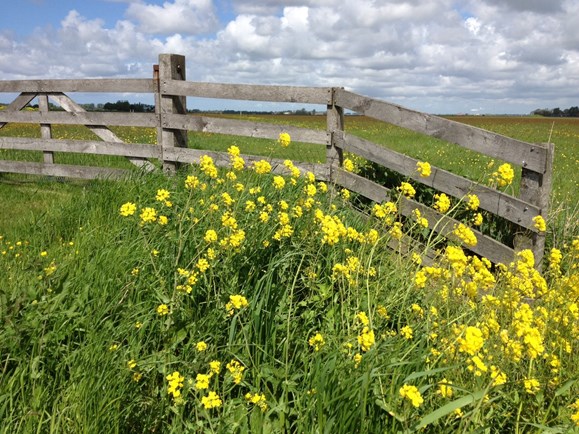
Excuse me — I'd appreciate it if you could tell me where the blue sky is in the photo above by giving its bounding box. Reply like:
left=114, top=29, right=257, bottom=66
left=1, top=0, right=579, bottom=114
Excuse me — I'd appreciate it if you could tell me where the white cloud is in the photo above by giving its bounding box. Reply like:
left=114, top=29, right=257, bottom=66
left=126, top=0, right=219, bottom=35
left=1, top=0, right=578, bottom=113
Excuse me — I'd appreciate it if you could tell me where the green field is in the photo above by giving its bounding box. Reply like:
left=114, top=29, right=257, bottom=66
left=1, top=117, right=578, bottom=433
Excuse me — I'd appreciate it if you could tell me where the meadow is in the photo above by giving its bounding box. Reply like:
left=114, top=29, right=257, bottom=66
left=0, top=116, right=578, bottom=433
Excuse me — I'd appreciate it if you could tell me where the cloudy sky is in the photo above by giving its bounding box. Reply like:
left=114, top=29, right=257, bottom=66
left=1, top=0, right=578, bottom=114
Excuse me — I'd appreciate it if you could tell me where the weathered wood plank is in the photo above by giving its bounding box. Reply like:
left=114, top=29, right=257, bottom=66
left=514, top=142, right=555, bottom=265
left=327, top=89, right=344, bottom=169
left=0, top=137, right=161, bottom=159
left=0, top=79, right=155, bottom=93
left=158, top=54, right=188, bottom=172
left=0, top=110, right=158, bottom=128
left=162, top=114, right=328, bottom=145
left=334, top=89, right=548, bottom=174
left=336, top=132, right=541, bottom=232
left=38, top=94, right=54, bottom=164
left=332, top=168, right=515, bottom=264
left=162, top=80, right=331, bottom=105
left=0, top=160, right=127, bottom=179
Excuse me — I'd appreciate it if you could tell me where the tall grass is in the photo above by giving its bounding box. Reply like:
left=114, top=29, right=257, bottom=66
left=1, top=120, right=578, bottom=432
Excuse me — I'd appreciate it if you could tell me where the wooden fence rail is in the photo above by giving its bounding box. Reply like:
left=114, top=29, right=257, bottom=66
left=0, top=53, right=554, bottom=265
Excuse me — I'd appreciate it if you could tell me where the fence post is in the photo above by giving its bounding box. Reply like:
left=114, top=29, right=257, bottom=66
left=513, top=142, right=555, bottom=267
left=326, top=87, right=344, bottom=181
left=38, top=94, right=54, bottom=164
left=157, top=53, right=188, bottom=173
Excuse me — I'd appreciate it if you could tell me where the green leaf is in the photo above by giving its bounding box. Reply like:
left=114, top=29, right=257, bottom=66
left=415, top=390, right=486, bottom=430
left=554, top=378, right=576, bottom=397
left=402, top=365, right=454, bottom=383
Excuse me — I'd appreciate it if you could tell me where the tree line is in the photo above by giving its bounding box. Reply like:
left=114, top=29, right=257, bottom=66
left=531, top=106, right=579, bottom=117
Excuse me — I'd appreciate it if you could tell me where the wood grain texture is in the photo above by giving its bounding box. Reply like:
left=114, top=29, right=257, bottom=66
left=162, top=80, right=331, bottom=105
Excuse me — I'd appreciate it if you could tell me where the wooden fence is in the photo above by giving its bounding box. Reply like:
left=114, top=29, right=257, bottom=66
left=0, top=53, right=554, bottom=265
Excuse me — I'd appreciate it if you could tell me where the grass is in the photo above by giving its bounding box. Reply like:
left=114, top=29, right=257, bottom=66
left=1, top=117, right=578, bottom=433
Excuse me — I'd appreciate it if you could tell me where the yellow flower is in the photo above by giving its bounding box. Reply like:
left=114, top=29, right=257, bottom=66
left=397, top=182, right=416, bottom=198
left=309, top=332, right=325, bottom=351
left=278, top=132, right=291, bottom=147
left=357, top=327, right=375, bottom=352
left=437, top=379, right=453, bottom=398
left=400, top=325, right=413, bottom=340
left=209, top=360, right=221, bottom=374
left=127, top=359, right=137, bottom=370
left=273, top=176, right=286, bottom=189
left=158, top=215, right=168, bottom=225
left=245, top=392, right=268, bottom=411
left=196, top=341, right=208, bottom=352
left=185, top=175, right=200, bottom=189
left=204, top=229, right=218, bottom=243
left=254, top=160, right=272, bottom=174
left=156, top=304, right=169, bottom=316
left=132, top=372, right=143, bottom=382
left=226, top=359, right=245, bottom=384
left=227, top=145, right=240, bottom=156
left=356, top=312, right=370, bottom=326
left=166, top=371, right=184, bottom=399
left=490, top=163, right=514, bottom=187
left=466, top=194, right=480, bottom=211
left=201, top=391, right=222, bottom=409
left=140, top=207, right=157, bottom=224
left=453, top=223, right=477, bottom=247
left=533, top=215, right=546, bottom=232
left=416, top=161, right=431, bottom=177
left=523, top=378, right=540, bottom=395
left=343, top=158, right=355, bottom=172
left=155, top=189, right=170, bottom=202
left=458, top=326, right=485, bottom=355
left=200, top=155, right=218, bottom=178
left=119, top=202, right=137, bottom=216
left=472, top=212, right=483, bottom=226
left=195, top=373, right=212, bottom=390
left=226, top=294, right=248, bottom=315
left=400, top=384, right=423, bottom=408
left=433, top=193, right=451, bottom=213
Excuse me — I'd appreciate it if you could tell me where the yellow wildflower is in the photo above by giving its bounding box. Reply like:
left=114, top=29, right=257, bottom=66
left=226, top=359, right=245, bottom=384
left=119, top=202, right=137, bottom=216
left=201, top=391, right=222, bottom=409
left=196, top=341, right=208, bottom=352
left=416, top=161, right=431, bottom=177
left=533, top=215, right=546, bottom=232
left=309, top=332, right=325, bottom=351
left=400, top=384, right=423, bottom=408
left=437, top=379, right=453, bottom=398
left=278, top=132, right=291, bottom=147
left=195, top=373, right=211, bottom=390
left=343, top=158, right=355, bottom=172
left=245, top=392, right=268, bottom=411
left=156, top=304, right=169, bottom=316
left=397, top=182, right=416, bottom=198
left=358, top=327, right=375, bottom=352
left=433, top=193, right=451, bottom=213
left=254, top=160, right=272, bottom=174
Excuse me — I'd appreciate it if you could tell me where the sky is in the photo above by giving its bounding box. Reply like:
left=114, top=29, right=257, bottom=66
left=1, top=0, right=578, bottom=114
